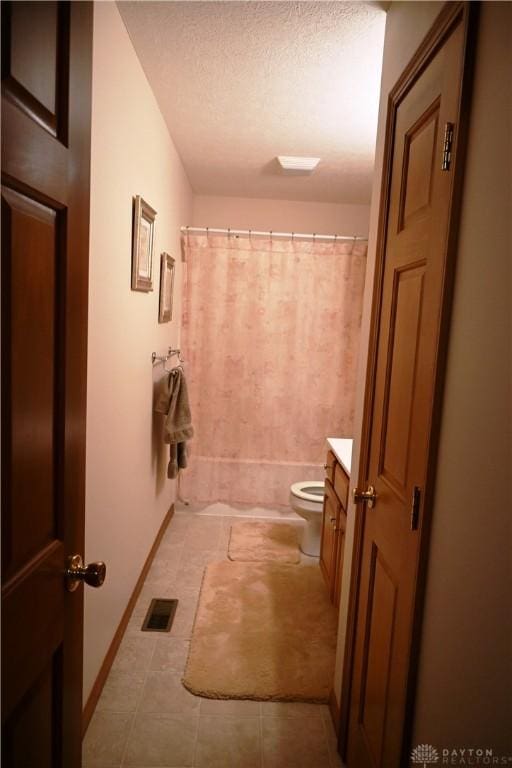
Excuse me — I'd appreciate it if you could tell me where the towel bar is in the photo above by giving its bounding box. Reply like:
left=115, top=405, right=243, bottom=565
left=151, top=347, right=184, bottom=365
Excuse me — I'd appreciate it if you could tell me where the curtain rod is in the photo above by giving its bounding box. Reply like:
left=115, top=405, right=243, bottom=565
left=180, top=226, right=367, bottom=243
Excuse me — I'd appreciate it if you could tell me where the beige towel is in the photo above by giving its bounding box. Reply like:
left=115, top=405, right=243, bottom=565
left=154, top=369, right=194, bottom=479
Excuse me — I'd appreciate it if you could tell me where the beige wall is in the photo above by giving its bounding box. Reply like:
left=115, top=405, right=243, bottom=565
left=413, top=2, right=512, bottom=751
left=192, top=194, right=370, bottom=236
left=84, top=1, right=192, bottom=703
left=333, top=0, right=443, bottom=702
left=335, top=0, right=512, bottom=753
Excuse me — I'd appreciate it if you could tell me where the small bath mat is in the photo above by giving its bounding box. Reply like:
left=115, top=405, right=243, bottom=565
left=182, top=561, right=337, bottom=702
left=228, top=521, right=300, bottom=564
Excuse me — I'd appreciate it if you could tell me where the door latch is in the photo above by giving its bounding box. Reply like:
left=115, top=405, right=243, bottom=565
left=352, top=485, right=377, bottom=509
left=441, top=122, right=454, bottom=171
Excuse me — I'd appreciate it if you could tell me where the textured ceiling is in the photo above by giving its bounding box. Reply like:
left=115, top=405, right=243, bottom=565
left=118, top=1, right=386, bottom=204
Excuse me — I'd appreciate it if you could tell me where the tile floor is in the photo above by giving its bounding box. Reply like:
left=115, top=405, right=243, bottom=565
left=83, top=502, right=343, bottom=768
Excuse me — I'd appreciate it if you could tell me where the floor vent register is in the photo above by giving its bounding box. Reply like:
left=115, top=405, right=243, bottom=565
left=141, top=598, right=178, bottom=632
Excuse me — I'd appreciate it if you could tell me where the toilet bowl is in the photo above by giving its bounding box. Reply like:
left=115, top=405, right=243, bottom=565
left=289, top=480, right=325, bottom=557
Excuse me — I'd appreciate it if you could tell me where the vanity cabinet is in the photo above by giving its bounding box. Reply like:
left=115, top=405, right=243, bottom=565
left=320, top=450, right=349, bottom=608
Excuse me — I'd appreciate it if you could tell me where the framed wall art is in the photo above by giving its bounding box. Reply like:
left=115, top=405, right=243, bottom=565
left=159, top=252, right=175, bottom=323
left=132, top=195, right=156, bottom=291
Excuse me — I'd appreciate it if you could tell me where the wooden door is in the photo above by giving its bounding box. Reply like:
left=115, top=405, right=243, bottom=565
left=1, top=3, right=93, bottom=766
left=345, top=5, right=475, bottom=766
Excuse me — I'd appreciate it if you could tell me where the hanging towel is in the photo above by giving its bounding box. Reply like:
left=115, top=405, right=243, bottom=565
left=154, top=369, right=194, bottom=479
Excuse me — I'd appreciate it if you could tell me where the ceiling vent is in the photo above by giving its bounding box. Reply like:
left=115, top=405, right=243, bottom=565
left=277, top=156, right=321, bottom=173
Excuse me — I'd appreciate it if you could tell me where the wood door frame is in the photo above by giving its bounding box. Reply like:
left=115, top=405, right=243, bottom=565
left=338, top=2, right=479, bottom=761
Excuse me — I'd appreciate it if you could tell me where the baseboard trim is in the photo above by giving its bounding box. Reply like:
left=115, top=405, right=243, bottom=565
left=328, top=687, right=341, bottom=736
left=82, top=504, right=175, bottom=736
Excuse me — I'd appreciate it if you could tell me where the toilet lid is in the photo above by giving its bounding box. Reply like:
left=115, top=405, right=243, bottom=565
left=290, top=481, right=325, bottom=503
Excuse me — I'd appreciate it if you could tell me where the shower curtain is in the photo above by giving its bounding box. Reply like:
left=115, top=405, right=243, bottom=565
left=181, top=232, right=367, bottom=506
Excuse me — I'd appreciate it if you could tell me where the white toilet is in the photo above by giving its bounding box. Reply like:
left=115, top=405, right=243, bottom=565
left=289, top=480, right=325, bottom=557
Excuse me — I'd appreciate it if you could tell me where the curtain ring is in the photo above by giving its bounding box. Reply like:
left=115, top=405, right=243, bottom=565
left=291, top=231, right=295, bottom=242
left=352, top=235, right=357, bottom=253
left=228, top=227, right=231, bottom=239
left=270, top=230, right=273, bottom=243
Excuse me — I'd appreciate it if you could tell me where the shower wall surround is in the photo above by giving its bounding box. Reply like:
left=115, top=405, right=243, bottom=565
left=181, top=233, right=367, bottom=506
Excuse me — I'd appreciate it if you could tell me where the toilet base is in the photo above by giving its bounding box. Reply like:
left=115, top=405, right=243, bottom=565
left=300, top=517, right=322, bottom=557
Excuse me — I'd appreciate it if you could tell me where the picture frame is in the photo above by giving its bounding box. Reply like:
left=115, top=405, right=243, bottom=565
left=159, top=252, right=175, bottom=323
left=132, top=195, right=157, bottom=291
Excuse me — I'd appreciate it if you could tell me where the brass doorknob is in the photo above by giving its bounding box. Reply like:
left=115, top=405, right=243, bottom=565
left=352, top=485, right=377, bottom=509
left=66, top=555, right=106, bottom=592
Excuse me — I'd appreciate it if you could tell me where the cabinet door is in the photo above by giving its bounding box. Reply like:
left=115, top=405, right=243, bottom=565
left=333, top=506, right=347, bottom=608
left=324, top=450, right=337, bottom=484
left=334, top=462, right=349, bottom=509
left=320, top=479, right=340, bottom=594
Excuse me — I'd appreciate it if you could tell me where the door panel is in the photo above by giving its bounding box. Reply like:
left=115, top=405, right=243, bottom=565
left=3, top=647, right=63, bottom=768
left=2, top=541, right=64, bottom=718
left=3, top=1, right=69, bottom=138
left=346, top=6, right=474, bottom=766
left=399, top=102, right=439, bottom=228
left=380, top=263, right=425, bottom=493
left=2, top=188, right=65, bottom=578
left=1, top=3, right=93, bottom=766
left=358, top=546, right=397, bottom=765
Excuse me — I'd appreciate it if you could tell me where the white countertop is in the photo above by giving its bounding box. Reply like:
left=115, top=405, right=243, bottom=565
left=327, top=437, right=353, bottom=475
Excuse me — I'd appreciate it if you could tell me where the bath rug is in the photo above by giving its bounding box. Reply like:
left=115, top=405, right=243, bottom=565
left=182, top=561, right=337, bottom=702
left=228, top=521, right=301, bottom=564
